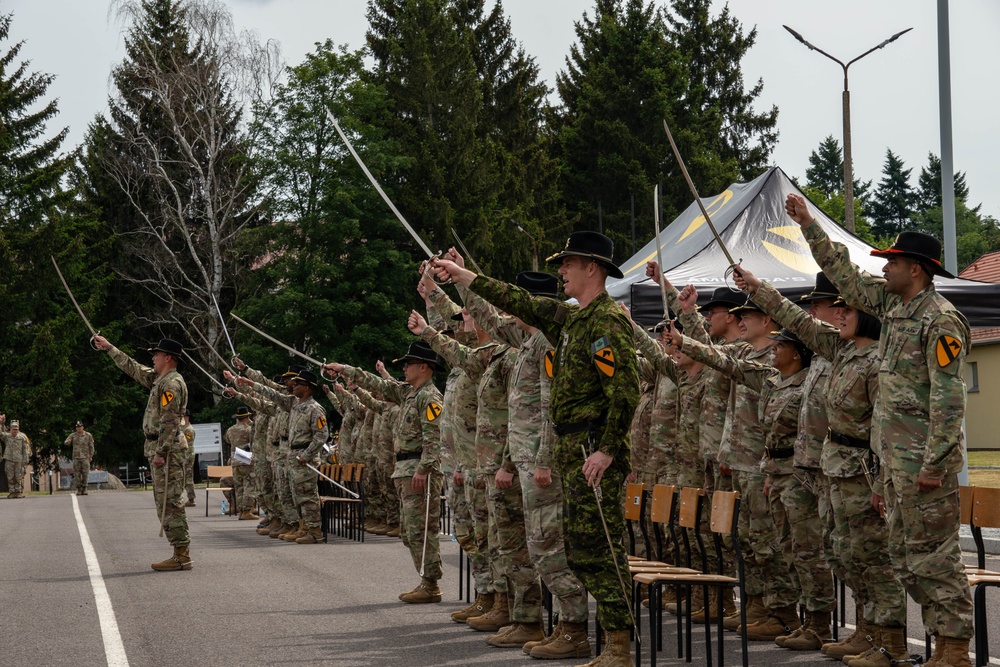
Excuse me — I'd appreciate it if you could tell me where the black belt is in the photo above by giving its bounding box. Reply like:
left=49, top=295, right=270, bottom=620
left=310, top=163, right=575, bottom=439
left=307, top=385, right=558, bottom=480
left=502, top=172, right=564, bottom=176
left=290, top=444, right=309, bottom=451
left=145, top=433, right=158, bottom=441
left=828, top=429, right=870, bottom=449
left=396, top=451, right=422, bottom=462
left=552, top=415, right=607, bottom=437
left=765, top=446, right=794, bottom=460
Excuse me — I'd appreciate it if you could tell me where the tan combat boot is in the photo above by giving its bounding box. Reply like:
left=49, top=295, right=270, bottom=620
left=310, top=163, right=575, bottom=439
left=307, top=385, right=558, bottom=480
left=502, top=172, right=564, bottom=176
left=385, top=524, right=401, bottom=537
left=524, top=618, right=561, bottom=655
left=150, top=546, right=193, bottom=571
left=725, top=594, right=764, bottom=631
left=782, top=609, right=831, bottom=650
left=184, top=498, right=196, bottom=507
left=369, top=522, right=389, bottom=535
left=531, top=620, right=592, bottom=659
left=824, top=617, right=874, bottom=659
left=846, top=625, right=909, bottom=667
left=467, top=593, right=510, bottom=632
left=399, top=577, right=442, bottom=604
left=692, top=589, right=736, bottom=624
left=270, top=521, right=295, bottom=538
left=452, top=592, right=495, bottom=623
left=258, top=517, right=281, bottom=536
left=282, top=520, right=306, bottom=541
left=238, top=510, right=259, bottom=521
left=486, top=621, right=544, bottom=648
left=741, top=605, right=801, bottom=641
left=295, top=526, right=324, bottom=544
left=666, top=586, right=702, bottom=616
left=923, top=635, right=971, bottom=667
left=575, top=629, right=632, bottom=666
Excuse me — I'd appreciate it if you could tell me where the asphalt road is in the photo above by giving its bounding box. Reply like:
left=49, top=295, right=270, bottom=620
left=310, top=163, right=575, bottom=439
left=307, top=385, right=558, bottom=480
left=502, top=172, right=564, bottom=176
left=1, top=490, right=999, bottom=667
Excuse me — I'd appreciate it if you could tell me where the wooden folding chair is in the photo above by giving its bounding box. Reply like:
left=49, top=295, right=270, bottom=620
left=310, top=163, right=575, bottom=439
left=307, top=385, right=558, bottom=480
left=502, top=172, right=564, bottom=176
left=625, top=482, right=651, bottom=561
left=967, top=486, right=1000, bottom=666
left=203, top=465, right=233, bottom=518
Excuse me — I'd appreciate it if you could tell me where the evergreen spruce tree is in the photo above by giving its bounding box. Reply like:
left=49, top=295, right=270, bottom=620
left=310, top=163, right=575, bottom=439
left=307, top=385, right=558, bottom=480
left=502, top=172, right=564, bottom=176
left=868, top=149, right=915, bottom=238
left=915, top=152, right=969, bottom=213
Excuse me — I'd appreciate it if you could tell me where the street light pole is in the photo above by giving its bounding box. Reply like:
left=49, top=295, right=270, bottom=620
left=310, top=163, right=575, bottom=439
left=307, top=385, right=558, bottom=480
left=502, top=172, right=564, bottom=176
left=783, top=25, right=912, bottom=234
left=510, top=220, right=539, bottom=272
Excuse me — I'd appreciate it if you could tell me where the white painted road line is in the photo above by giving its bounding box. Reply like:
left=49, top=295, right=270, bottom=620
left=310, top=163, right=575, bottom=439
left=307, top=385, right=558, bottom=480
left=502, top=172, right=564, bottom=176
left=72, top=494, right=130, bottom=667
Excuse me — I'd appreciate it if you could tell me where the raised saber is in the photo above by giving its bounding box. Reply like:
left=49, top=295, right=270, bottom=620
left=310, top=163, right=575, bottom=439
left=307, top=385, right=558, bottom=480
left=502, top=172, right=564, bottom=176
left=450, top=228, right=484, bottom=274
left=192, top=327, right=236, bottom=375
left=652, top=185, right=670, bottom=319
left=230, top=314, right=325, bottom=368
left=51, top=256, right=98, bottom=339
left=211, top=294, right=238, bottom=359
left=181, top=351, right=228, bottom=390
left=662, top=119, right=738, bottom=268
left=326, top=108, right=435, bottom=259
left=306, top=463, right=359, bottom=498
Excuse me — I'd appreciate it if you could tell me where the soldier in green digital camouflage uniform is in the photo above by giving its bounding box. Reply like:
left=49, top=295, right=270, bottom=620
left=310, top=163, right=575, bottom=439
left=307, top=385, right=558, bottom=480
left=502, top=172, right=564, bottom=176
left=326, top=341, right=445, bottom=603
left=65, top=421, right=95, bottom=496
left=434, top=230, right=640, bottom=667
left=94, top=336, right=192, bottom=571
left=787, top=193, right=974, bottom=667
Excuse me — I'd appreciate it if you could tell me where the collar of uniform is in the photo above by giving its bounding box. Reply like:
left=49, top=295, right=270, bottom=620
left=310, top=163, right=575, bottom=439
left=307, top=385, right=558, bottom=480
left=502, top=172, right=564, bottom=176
left=566, top=290, right=612, bottom=323
left=888, top=281, right=938, bottom=320
left=769, top=366, right=809, bottom=389
left=842, top=339, right=880, bottom=362
left=413, top=377, right=436, bottom=392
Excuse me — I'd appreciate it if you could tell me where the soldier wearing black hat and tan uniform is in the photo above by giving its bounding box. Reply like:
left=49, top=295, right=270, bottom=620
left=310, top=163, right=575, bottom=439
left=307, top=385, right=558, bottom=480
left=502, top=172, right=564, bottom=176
left=787, top=193, right=974, bottom=667
left=2, top=418, right=31, bottom=499
left=93, top=335, right=193, bottom=571
left=225, top=406, right=257, bottom=520
left=65, top=421, right=95, bottom=496
left=325, top=341, right=445, bottom=604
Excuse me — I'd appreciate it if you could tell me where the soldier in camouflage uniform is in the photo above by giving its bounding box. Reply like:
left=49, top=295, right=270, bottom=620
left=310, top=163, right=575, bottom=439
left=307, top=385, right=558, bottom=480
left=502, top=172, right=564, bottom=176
left=225, top=406, right=257, bottom=520
left=94, top=336, right=192, bottom=571
left=326, top=341, right=445, bottom=603
left=788, top=194, right=974, bottom=667
left=65, top=421, right=95, bottom=496
left=2, top=419, right=31, bottom=499
left=225, top=375, right=280, bottom=533
left=434, top=230, right=640, bottom=667
left=180, top=411, right=197, bottom=507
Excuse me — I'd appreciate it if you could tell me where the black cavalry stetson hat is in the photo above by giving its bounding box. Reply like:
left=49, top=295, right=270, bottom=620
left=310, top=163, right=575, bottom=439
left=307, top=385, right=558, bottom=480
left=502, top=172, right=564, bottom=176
left=293, top=370, right=320, bottom=388
left=800, top=271, right=841, bottom=302
left=729, top=296, right=764, bottom=316
left=233, top=406, right=252, bottom=419
left=282, top=364, right=305, bottom=379
left=393, top=341, right=441, bottom=369
left=870, top=231, right=955, bottom=279
left=699, top=287, right=747, bottom=312
left=75, top=420, right=84, bottom=427
left=546, top=231, right=624, bottom=279
left=148, top=338, right=183, bottom=358
left=516, top=271, right=559, bottom=297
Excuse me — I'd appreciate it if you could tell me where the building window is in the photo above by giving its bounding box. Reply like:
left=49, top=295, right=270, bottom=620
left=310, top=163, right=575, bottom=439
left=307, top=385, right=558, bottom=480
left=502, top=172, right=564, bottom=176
left=967, top=361, right=979, bottom=393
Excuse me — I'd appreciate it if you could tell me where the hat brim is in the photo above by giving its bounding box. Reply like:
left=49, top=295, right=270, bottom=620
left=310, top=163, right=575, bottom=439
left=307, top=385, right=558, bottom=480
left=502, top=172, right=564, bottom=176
left=729, top=304, right=763, bottom=315
left=766, top=330, right=800, bottom=343
left=392, top=355, right=439, bottom=368
left=700, top=299, right=745, bottom=312
left=545, top=251, right=624, bottom=279
left=799, top=291, right=841, bottom=302
left=870, top=249, right=955, bottom=279
left=148, top=346, right=183, bottom=357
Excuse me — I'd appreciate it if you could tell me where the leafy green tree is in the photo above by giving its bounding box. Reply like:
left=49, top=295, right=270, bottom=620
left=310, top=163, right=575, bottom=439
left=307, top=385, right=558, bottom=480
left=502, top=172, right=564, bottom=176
left=800, top=185, right=875, bottom=245
left=805, top=134, right=870, bottom=200
left=868, top=149, right=915, bottom=238
left=915, top=152, right=969, bottom=213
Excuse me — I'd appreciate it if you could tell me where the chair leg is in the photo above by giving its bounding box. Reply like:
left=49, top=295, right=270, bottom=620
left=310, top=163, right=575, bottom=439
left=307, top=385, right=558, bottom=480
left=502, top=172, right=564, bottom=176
left=974, top=584, right=987, bottom=667
left=738, top=589, right=748, bottom=667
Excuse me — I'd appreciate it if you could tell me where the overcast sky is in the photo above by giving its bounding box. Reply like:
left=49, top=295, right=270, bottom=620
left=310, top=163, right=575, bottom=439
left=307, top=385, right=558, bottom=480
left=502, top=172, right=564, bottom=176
left=7, top=0, right=999, bottom=220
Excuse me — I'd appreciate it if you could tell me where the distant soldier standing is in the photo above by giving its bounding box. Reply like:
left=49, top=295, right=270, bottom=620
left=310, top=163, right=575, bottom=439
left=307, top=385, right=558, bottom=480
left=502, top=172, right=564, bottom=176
left=434, top=230, right=640, bottom=667
left=788, top=193, right=974, bottom=667
left=2, top=418, right=31, bottom=499
left=181, top=412, right=196, bottom=507
left=65, top=421, right=95, bottom=496
left=93, top=335, right=192, bottom=571
left=226, top=406, right=257, bottom=520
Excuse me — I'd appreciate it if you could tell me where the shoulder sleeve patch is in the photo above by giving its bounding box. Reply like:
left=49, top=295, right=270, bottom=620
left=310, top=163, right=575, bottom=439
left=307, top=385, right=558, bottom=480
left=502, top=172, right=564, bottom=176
left=936, top=335, right=962, bottom=367
left=317, top=416, right=327, bottom=430
left=593, top=345, right=616, bottom=377
left=544, top=350, right=554, bottom=379
left=425, top=402, right=443, bottom=422
left=160, top=390, right=175, bottom=407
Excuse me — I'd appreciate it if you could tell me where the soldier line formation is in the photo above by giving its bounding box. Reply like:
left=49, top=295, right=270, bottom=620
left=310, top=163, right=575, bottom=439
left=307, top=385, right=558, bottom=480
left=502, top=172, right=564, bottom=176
left=0, top=417, right=95, bottom=500
left=13, top=191, right=973, bottom=667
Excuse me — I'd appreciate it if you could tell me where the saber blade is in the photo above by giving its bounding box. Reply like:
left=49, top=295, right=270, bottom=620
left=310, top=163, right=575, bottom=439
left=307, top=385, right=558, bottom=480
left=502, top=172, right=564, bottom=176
left=51, top=256, right=97, bottom=337
left=652, top=185, right=670, bottom=320
left=450, top=227, right=484, bottom=274
left=326, top=108, right=435, bottom=258
left=211, top=294, right=238, bottom=358
left=307, top=463, right=359, bottom=498
left=181, top=351, right=227, bottom=390
left=230, top=314, right=324, bottom=368
left=192, top=327, right=236, bottom=374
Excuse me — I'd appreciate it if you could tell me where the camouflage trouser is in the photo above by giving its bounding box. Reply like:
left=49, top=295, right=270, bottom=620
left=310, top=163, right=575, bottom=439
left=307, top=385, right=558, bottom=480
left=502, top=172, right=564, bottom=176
left=732, top=470, right=782, bottom=600
left=152, top=454, right=190, bottom=547
left=73, top=458, right=90, bottom=493
left=365, top=458, right=384, bottom=523
left=233, top=463, right=256, bottom=513
left=558, top=438, right=632, bottom=631
left=701, top=460, right=736, bottom=575
left=830, top=473, right=905, bottom=626
left=886, top=471, right=973, bottom=638
left=464, top=474, right=494, bottom=595
left=288, top=459, right=321, bottom=528
left=255, top=454, right=275, bottom=516
left=816, top=474, right=845, bottom=587
left=447, top=473, right=476, bottom=563
left=486, top=473, right=542, bottom=623
left=631, top=468, right=659, bottom=559
left=518, top=462, right=588, bottom=623
left=273, top=457, right=299, bottom=523
left=768, top=470, right=834, bottom=612
left=394, top=473, right=443, bottom=581
left=382, top=464, right=399, bottom=526
left=6, top=460, right=25, bottom=494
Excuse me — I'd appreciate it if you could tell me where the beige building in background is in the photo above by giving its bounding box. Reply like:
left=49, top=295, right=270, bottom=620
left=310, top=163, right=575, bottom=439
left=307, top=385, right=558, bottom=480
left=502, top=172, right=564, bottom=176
left=966, top=329, right=1000, bottom=451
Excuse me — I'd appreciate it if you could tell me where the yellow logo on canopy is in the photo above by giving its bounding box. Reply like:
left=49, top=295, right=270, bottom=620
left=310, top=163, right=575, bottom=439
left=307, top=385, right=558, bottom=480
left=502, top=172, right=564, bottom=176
left=426, top=403, right=443, bottom=422
left=936, top=336, right=962, bottom=367
left=678, top=190, right=734, bottom=242
left=761, top=225, right=820, bottom=273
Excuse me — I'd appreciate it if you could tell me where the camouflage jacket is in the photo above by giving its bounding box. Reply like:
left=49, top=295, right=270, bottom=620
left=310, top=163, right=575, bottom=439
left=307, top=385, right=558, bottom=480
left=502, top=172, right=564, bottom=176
left=66, top=431, right=95, bottom=460
left=225, top=421, right=253, bottom=467
left=229, top=389, right=278, bottom=462
left=330, top=387, right=361, bottom=464
left=2, top=431, right=31, bottom=463
left=342, top=367, right=442, bottom=478
left=463, top=286, right=556, bottom=468
left=286, top=395, right=329, bottom=463
left=470, top=276, right=639, bottom=466
left=106, top=345, right=188, bottom=459
left=803, top=222, right=970, bottom=480
left=631, top=359, right=657, bottom=475
left=420, top=325, right=514, bottom=474
left=682, top=338, right=807, bottom=476
left=182, top=422, right=195, bottom=463
left=367, top=398, right=400, bottom=471
left=751, top=281, right=832, bottom=470
left=250, top=381, right=296, bottom=457
left=243, top=366, right=291, bottom=460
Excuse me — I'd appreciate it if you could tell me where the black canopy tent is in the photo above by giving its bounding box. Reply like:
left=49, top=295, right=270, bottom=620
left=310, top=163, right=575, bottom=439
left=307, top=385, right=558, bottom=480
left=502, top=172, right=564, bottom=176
left=607, top=167, right=1000, bottom=328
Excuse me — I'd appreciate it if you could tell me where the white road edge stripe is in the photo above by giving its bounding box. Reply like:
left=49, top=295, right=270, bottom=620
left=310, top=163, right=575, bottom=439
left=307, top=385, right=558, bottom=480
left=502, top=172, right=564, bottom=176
left=72, top=494, right=130, bottom=667
left=840, top=622, right=1000, bottom=666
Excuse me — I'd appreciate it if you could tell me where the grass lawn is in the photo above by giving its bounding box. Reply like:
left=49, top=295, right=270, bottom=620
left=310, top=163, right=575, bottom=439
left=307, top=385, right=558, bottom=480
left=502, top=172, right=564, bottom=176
left=969, top=468, right=1000, bottom=488
left=968, top=451, right=1000, bottom=467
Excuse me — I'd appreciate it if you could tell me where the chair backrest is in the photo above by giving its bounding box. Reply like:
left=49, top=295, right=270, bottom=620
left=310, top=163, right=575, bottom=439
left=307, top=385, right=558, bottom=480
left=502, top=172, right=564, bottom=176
left=972, top=486, right=1000, bottom=529
left=677, top=486, right=702, bottom=529
left=623, top=482, right=645, bottom=521
left=960, top=485, right=974, bottom=525
left=708, top=491, right=739, bottom=535
left=649, top=484, right=677, bottom=524
left=342, top=463, right=355, bottom=482
left=352, top=464, right=365, bottom=483
left=330, top=464, right=342, bottom=481
left=205, top=465, right=232, bottom=481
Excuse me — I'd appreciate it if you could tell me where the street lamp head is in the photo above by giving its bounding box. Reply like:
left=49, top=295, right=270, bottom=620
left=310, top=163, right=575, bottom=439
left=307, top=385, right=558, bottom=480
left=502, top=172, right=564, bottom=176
left=879, top=27, right=914, bottom=48
left=782, top=25, right=808, bottom=46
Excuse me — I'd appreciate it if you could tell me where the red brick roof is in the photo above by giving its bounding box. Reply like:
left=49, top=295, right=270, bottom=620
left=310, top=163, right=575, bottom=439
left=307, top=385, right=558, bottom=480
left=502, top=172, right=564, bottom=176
left=960, top=251, right=1000, bottom=283
left=972, top=327, right=1000, bottom=344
